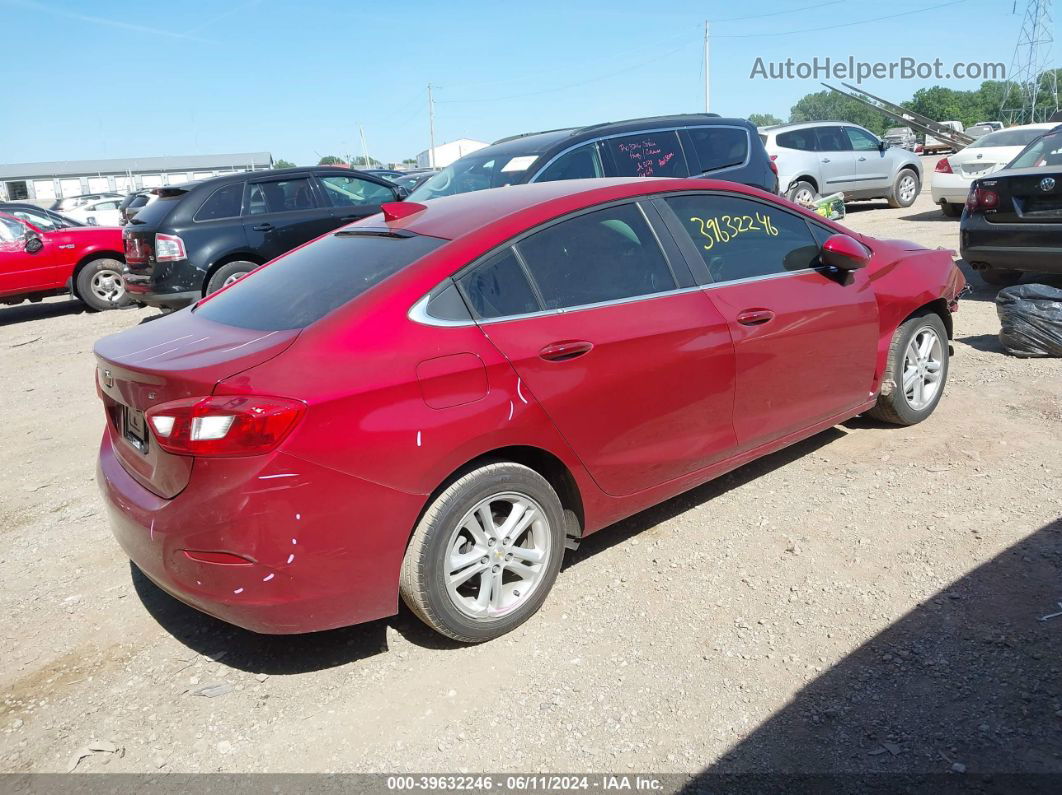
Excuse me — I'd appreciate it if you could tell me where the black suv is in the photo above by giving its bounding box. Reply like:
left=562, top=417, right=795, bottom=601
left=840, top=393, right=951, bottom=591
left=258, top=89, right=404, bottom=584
left=122, top=167, right=405, bottom=310
left=408, top=114, right=778, bottom=203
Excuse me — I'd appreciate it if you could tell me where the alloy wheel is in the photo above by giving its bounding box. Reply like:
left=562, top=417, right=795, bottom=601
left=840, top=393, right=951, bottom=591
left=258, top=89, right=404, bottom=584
left=902, top=326, right=943, bottom=410
left=90, top=264, right=125, bottom=305
left=444, top=492, right=552, bottom=620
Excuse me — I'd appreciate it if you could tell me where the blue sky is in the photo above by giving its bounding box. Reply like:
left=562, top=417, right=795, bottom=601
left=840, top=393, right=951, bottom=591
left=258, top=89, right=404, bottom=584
left=0, top=0, right=1040, bottom=166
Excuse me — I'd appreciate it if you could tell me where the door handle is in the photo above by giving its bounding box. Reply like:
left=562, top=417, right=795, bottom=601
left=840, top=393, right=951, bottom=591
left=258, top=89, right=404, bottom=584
left=539, top=340, right=593, bottom=361
left=858, top=156, right=867, bottom=161
left=736, top=309, right=775, bottom=326
left=251, top=223, right=274, bottom=231
left=339, top=215, right=362, bottom=222
left=821, top=158, right=831, bottom=163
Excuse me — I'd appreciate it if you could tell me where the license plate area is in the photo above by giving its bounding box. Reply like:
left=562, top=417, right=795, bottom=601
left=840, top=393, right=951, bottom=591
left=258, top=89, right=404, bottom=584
left=124, top=406, right=149, bottom=452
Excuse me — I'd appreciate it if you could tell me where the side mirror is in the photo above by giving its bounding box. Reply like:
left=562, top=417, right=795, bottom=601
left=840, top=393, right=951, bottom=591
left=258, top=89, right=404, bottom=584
left=879, top=139, right=889, bottom=151
left=25, top=236, right=43, bottom=254
left=393, top=185, right=410, bottom=201
left=820, top=233, right=871, bottom=271
left=87, top=217, right=99, bottom=226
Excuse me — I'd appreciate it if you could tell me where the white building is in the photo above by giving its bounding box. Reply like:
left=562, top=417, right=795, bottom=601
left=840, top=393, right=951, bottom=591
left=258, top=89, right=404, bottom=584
left=416, top=139, right=488, bottom=169
left=0, top=152, right=273, bottom=203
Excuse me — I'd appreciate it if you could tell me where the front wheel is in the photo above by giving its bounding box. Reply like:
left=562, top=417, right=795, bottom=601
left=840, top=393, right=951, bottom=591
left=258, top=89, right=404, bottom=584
left=867, top=310, right=949, bottom=426
left=400, top=462, right=566, bottom=643
left=887, top=169, right=920, bottom=208
left=75, top=257, right=130, bottom=311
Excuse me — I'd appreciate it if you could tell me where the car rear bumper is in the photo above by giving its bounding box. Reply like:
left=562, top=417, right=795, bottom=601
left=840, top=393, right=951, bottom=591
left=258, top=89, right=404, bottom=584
left=123, top=256, right=205, bottom=310
left=930, top=172, right=971, bottom=205
left=97, top=427, right=426, bottom=634
left=960, top=215, right=1062, bottom=273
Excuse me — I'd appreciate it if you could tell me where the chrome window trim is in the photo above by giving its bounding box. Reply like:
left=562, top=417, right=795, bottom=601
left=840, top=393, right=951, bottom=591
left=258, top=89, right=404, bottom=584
left=527, top=124, right=752, bottom=183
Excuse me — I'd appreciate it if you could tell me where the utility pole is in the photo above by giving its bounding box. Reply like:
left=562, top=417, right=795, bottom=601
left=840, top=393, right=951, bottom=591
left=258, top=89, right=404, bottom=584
left=427, top=83, right=437, bottom=168
left=359, top=124, right=371, bottom=168
left=704, top=21, right=710, bottom=114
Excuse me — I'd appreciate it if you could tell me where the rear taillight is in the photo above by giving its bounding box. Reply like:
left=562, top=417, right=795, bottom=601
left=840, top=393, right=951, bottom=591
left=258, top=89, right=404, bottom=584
left=145, top=395, right=305, bottom=457
left=768, top=155, right=778, bottom=175
left=155, top=233, right=187, bottom=262
left=124, top=235, right=146, bottom=265
left=966, top=186, right=999, bottom=213
left=934, top=157, right=953, bottom=174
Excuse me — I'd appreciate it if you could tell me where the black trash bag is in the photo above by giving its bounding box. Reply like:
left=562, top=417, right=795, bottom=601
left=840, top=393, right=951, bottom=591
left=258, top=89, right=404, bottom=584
left=995, top=284, right=1062, bottom=357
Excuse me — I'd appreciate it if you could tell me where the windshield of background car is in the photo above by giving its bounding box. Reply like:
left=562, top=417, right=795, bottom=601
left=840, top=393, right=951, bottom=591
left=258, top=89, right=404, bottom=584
left=971, top=128, right=1050, bottom=149
left=407, top=152, right=542, bottom=200
left=1008, top=131, right=1062, bottom=168
left=194, top=232, right=446, bottom=330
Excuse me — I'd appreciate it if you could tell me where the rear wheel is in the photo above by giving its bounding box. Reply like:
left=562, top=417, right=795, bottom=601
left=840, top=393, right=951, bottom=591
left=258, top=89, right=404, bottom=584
left=979, top=268, right=1023, bottom=287
left=75, top=257, right=129, bottom=312
left=940, top=201, right=963, bottom=218
left=887, top=169, right=920, bottom=208
left=205, top=261, right=257, bottom=295
left=786, top=180, right=818, bottom=207
left=867, top=310, right=949, bottom=426
left=400, top=462, right=566, bottom=643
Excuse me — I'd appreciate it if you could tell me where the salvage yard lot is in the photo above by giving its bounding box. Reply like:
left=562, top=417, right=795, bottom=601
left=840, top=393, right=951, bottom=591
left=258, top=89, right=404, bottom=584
left=2, top=166, right=1061, bottom=776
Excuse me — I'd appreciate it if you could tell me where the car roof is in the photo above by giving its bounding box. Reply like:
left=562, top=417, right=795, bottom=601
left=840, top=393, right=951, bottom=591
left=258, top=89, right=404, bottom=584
left=762, top=121, right=865, bottom=134
left=162, top=166, right=387, bottom=193
left=480, top=114, right=747, bottom=159
left=357, top=176, right=769, bottom=241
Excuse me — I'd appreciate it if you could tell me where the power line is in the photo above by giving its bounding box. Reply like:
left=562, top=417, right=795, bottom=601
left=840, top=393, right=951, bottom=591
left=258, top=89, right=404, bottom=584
left=711, top=0, right=969, bottom=37
left=711, top=0, right=844, bottom=23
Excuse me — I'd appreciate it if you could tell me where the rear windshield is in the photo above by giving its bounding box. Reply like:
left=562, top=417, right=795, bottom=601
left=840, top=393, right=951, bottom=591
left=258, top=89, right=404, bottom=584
left=971, top=128, right=1051, bottom=149
left=1008, top=131, right=1062, bottom=168
left=194, top=231, right=446, bottom=330
left=126, top=194, right=182, bottom=226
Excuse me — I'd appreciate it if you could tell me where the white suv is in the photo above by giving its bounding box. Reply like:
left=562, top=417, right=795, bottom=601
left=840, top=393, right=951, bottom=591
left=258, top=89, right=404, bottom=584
left=760, top=122, right=923, bottom=208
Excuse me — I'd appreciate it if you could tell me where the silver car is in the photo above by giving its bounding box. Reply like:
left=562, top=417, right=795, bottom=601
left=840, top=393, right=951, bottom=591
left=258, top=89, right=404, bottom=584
left=760, top=121, right=923, bottom=208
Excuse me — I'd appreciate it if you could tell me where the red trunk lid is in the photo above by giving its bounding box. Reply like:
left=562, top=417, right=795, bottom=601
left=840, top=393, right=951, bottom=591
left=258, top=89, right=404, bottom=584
left=94, top=311, right=299, bottom=498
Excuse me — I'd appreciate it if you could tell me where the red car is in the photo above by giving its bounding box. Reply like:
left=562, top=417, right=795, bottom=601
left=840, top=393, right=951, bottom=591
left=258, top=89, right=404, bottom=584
left=0, top=212, right=128, bottom=311
left=94, top=178, right=965, bottom=642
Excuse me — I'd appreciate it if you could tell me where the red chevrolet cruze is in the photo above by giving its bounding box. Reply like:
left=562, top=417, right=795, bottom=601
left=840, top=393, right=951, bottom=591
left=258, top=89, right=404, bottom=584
left=95, top=177, right=965, bottom=642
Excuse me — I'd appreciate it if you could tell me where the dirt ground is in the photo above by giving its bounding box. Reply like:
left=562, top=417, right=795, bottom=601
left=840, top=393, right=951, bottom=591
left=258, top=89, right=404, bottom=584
left=1, top=163, right=1060, bottom=781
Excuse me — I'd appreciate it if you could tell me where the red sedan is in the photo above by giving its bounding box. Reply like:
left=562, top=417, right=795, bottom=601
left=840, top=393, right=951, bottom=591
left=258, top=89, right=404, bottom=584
left=0, top=212, right=128, bottom=311
left=94, top=178, right=965, bottom=642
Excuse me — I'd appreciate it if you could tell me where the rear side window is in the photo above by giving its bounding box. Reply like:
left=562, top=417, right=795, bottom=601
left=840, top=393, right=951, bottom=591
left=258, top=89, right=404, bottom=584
left=776, top=129, right=816, bottom=151
left=247, top=178, right=317, bottom=214
left=459, top=249, right=540, bottom=319
left=605, top=131, right=686, bottom=178
left=663, top=194, right=820, bottom=283
left=535, top=143, right=604, bottom=182
left=194, top=183, right=244, bottom=221
left=686, top=127, right=749, bottom=172
left=515, top=202, right=675, bottom=309
left=195, top=232, right=445, bottom=330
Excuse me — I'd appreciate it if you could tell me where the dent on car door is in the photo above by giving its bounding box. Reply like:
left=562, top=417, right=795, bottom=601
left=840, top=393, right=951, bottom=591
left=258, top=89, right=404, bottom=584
left=457, top=200, right=738, bottom=497
left=656, top=193, right=879, bottom=450
left=815, top=126, right=857, bottom=191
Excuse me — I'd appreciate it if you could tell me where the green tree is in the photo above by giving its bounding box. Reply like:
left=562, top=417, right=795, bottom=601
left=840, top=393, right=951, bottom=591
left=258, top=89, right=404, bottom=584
left=789, top=90, right=892, bottom=135
left=402, top=158, right=417, bottom=166
left=905, top=86, right=973, bottom=127
left=350, top=155, right=382, bottom=167
left=273, top=158, right=295, bottom=169
left=748, top=113, right=783, bottom=127
left=317, top=155, right=345, bottom=165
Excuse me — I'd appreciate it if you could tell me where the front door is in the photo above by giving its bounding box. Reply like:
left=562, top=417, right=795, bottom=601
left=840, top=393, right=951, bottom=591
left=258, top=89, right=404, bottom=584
left=657, top=192, right=879, bottom=451
left=242, top=175, right=336, bottom=262
left=0, top=216, right=64, bottom=297
left=845, top=126, right=891, bottom=190
left=315, top=172, right=398, bottom=227
left=457, top=201, right=737, bottom=497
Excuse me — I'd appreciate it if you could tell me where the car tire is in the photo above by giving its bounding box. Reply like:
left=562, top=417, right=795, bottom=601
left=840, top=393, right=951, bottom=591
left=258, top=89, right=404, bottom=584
left=866, top=310, right=949, bottom=426
left=206, top=261, right=257, bottom=295
left=75, top=257, right=130, bottom=312
left=979, top=268, right=1023, bottom=287
left=399, top=462, right=567, bottom=643
left=786, top=180, right=818, bottom=207
left=940, top=202, right=963, bottom=218
left=887, top=169, right=920, bottom=208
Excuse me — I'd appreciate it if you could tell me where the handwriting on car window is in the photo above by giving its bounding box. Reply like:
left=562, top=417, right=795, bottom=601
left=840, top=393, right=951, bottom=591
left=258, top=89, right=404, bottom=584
left=688, top=213, right=779, bottom=251
left=616, top=138, right=676, bottom=177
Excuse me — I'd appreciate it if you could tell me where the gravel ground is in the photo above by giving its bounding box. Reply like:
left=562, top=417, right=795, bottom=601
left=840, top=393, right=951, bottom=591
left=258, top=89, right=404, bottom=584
left=1, top=165, right=1060, bottom=780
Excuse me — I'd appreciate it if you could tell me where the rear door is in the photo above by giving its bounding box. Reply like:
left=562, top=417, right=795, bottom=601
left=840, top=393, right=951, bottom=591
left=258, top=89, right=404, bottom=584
left=657, top=192, right=879, bottom=451
left=314, top=172, right=398, bottom=226
left=845, top=126, right=891, bottom=189
left=242, top=174, right=335, bottom=262
left=457, top=200, right=737, bottom=497
left=814, top=125, right=858, bottom=192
